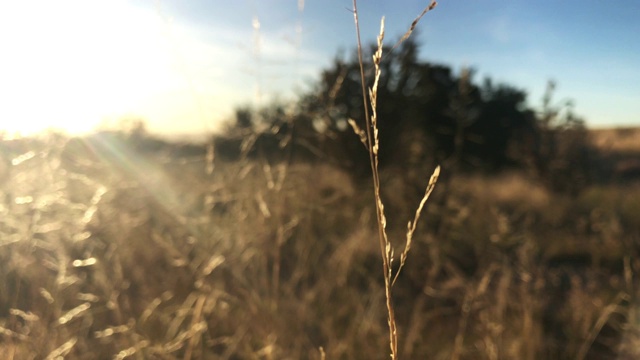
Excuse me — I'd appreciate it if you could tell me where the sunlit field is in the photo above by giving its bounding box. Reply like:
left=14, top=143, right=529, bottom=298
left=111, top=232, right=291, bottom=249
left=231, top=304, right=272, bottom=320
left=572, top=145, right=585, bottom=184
left=0, top=125, right=639, bottom=359
left=2, top=1, right=640, bottom=359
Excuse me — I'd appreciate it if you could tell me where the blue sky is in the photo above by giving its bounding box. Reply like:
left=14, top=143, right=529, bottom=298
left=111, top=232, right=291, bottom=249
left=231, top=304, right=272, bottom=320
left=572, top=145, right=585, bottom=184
left=1, top=0, right=638, bottom=137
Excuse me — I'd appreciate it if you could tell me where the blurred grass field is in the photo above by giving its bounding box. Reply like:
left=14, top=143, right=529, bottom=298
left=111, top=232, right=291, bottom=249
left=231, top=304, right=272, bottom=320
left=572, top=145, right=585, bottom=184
left=0, top=128, right=639, bottom=359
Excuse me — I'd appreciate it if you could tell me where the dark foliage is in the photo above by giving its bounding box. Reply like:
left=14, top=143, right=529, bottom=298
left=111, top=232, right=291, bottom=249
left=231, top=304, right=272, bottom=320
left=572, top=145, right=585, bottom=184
left=531, top=81, right=595, bottom=194
left=220, top=38, right=595, bottom=194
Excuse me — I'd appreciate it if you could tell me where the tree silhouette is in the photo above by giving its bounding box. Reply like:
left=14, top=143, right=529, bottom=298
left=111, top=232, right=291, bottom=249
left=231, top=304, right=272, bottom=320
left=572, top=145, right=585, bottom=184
left=294, top=37, right=539, bottom=177
left=220, top=37, right=592, bottom=193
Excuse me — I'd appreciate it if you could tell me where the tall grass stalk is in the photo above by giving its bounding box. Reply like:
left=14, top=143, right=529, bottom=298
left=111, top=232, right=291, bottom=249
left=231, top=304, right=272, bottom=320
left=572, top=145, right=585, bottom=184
left=350, top=1, right=438, bottom=358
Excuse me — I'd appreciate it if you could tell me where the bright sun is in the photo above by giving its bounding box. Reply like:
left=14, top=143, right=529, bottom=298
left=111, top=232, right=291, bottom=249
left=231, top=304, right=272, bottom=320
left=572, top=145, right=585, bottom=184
left=0, top=1, right=190, bottom=136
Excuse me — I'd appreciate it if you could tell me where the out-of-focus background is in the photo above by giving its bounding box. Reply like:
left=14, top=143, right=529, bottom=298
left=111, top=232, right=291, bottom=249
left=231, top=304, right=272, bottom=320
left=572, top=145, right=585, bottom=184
left=1, top=0, right=639, bottom=137
left=1, top=1, right=640, bottom=359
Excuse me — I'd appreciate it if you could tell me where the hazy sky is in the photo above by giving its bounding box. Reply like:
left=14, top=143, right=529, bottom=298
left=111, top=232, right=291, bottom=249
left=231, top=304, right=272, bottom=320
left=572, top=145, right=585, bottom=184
left=1, top=0, right=638, bottom=137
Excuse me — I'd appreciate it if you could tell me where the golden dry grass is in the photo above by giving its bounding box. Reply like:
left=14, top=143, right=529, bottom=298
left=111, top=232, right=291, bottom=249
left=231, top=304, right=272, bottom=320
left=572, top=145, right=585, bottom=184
left=0, top=131, right=639, bottom=358
left=1, top=2, right=639, bottom=358
left=349, top=2, right=439, bottom=357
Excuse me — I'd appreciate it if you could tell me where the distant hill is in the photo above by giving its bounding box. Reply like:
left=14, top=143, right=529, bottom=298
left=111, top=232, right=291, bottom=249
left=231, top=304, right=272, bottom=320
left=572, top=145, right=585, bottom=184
left=589, top=127, right=640, bottom=153
left=588, top=127, right=640, bottom=182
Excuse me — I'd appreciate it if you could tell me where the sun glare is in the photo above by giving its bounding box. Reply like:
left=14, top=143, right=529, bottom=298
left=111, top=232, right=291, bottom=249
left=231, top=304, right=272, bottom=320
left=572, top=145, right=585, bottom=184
left=0, top=1, right=188, bottom=136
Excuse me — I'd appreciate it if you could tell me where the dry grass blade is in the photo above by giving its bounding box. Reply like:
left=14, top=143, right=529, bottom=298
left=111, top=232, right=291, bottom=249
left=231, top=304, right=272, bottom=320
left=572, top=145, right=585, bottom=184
left=58, top=303, right=91, bottom=325
left=352, top=4, right=397, bottom=357
left=576, top=292, right=628, bottom=360
left=391, top=1, right=438, bottom=52
left=45, top=337, right=78, bottom=360
left=348, top=118, right=368, bottom=149
left=184, top=295, right=207, bottom=360
left=351, top=2, right=438, bottom=358
left=393, top=165, right=440, bottom=286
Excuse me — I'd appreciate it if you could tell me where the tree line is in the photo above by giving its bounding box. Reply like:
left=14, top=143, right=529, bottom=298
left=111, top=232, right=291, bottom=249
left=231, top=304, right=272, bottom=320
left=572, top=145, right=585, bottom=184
left=217, top=38, right=593, bottom=193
